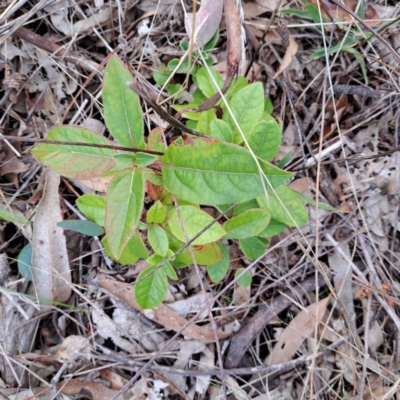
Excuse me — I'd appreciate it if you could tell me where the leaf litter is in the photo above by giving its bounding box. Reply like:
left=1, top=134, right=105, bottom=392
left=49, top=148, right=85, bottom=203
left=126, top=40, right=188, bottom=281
left=1, top=0, right=400, bottom=399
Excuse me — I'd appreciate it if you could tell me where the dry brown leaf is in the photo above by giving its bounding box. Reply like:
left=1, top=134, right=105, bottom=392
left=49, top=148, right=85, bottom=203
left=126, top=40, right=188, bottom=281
left=244, top=0, right=287, bottom=18
left=54, top=335, right=91, bottom=368
left=364, top=385, right=400, bottom=400
left=267, top=297, right=330, bottom=365
left=76, top=176, right=112, bottom=192
left=97, top=280, right=231, bottom=342
left=57, top=379, right=123, bottom=400
left=273, top=36, right=298, bottom=79
left=31, top=170, right=71, bottom=313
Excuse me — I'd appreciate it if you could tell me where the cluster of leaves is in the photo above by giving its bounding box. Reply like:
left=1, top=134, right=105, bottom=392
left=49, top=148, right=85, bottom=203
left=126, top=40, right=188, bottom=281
left=31, top=55, right=309, bottom=309
left=152, top=30, right=219, bottom=99
left=282, top=0, right=369, bottom=82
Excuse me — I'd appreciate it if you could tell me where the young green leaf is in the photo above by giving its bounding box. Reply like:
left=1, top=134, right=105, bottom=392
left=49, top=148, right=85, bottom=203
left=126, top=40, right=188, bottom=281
left=196, top=110, right=216, bottom=135
left=207, top=243, right=230, bottom=282
left=147, top=201, right=167, bottom=224
left=153, top=67, right=172, bottom=86
left=167, top=84, right=183, bottom=99
left=134, top=265, right=168, bottom=309
left=102, top=232, right=148, bottom=264
left=295, top=191, right=338, bottom=211
left=264, top=98, right=273, bottom=114
left=257, top=185, right=308, bottom=227
left=103, top=56, right=145, bottom=149
left=235, top=267, right=252, bottom=287
left=0, top=207, right=30, bottom=225
left=247, top=117, right=281, bottom=162
left=223, top=82, right=265, bottom=144
left=168, top=58, right=189, bottom=74
left=31, top=126, right=116, bottom=179
left=105, top=168, right=144, bottom=258
left=277, top=150, right=292, bottom=169
left=162, top=262, right=178, bottom=280
left=210, top=119, right=233, bottom=143
left=168, top=205, right=225, bottom=245
left=197, top=67, right=223, bottom=98
left=148, top=224, right=169, bottom=256
left=76, top=195, right=106, bottom=226
left=162, top=138, right=292, bottom=205
left=103, top=154, right=136, bottom=176
left=57, top=220, right=104, bottom=236
left=239, top=237, right=265, bottom=260
left=18, top=243, right=33, bottom=281
left=134, top=152, right=159, bottom=167
left=223, top=209, right=271, bottom=239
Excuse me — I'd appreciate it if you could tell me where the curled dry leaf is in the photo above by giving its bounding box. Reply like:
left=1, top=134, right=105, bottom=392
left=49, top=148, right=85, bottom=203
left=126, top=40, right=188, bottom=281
left=274, top=37, right=299, bottom=79
left=97, top=280, right=231, bottom=342
left=184, top=0, right=223, bottom=47
left=54, top=335, right=91, bottom=368
left=31, top=170, right=71, bottom=313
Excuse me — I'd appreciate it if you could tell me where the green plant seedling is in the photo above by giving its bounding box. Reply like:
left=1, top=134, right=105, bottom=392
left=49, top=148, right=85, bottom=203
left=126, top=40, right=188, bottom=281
left=31, top=55, right=321, bottom=309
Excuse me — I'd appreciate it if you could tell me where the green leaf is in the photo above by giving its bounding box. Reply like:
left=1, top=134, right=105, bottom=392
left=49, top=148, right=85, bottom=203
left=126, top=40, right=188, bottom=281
left=248, top=117, right=281, bottom=162
left=209, top=119, right=233, bottom=143
left=162, top=138, right=292, bottom=205
left=18, top=244, right=33, bottom=281
left=264, top=98, right=273, bottom=114
left=148, top=225, right=169, bottom=256
left=102, top=232, right=148, bottom=264
left=305, top=2, right=325, bottom=24
left=257, top=218, right=287, bottom=237
left=103, top=154, right=136, bottom=176
left=167, top=227, right=223, bottom=267
left=294, top=191, right=338, bottom=212
left=168, top=205, right=225, bottom=245
left=105, top=168, right=144, bottom=258
left=277, top=150, right=292, bottom=169
left=197, top=67, right=223, bottom=98
left=197, top=110, right=216, bottom=135
left=232, top=200, right=259, bottom=217
left=235, top=268, right=252, bottom=287
left=239, top=237, right=265, bottom=260
left=222, top=77, right=248, bottom=103
left=207, top=243, right=229, bottom=282
left=147, top=128, right=166, bottom=153
left=280, top=8, right=313, bottom=19
left=167, top=83, right=182, bottom=98
left=203, top=29, right=219, bottom=51
left=0, top=207, right=29, bottom=225
left=310, top=37, right=358, bottom=59
left=57, top=220, right=104, bottom=236
left=223, top=82, right=265, bottom=144
left=76, top=195, right=106, bottom=226
left=31, top=126, right=116, bottom=179
left=134, top=152, right=159, bottom=167
left=153, top=67, right=172, bottom=86
left=134, top=265, right=168, bottom=309
left=223, top=209, right=270, bottom=239
left=168, top=58, right=189, bottom=74
left=257, top=186, right=308, bottom=227
left=345, top=47, right=368, bottom=84
left=147, top=201, right=167, bottom=224
left=103, top=56, right=145, bottom=149
left=162, top=262, right=178, bottom=280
